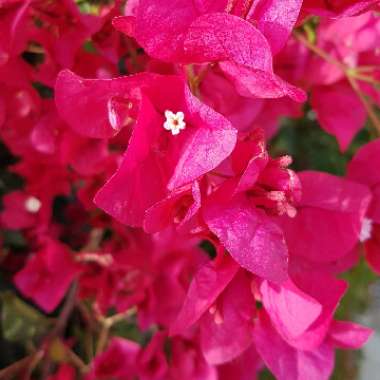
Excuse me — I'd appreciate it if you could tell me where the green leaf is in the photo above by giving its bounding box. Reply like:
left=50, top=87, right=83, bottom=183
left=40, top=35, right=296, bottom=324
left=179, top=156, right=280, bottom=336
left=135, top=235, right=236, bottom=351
left=1, top=291, right=53, bottom=343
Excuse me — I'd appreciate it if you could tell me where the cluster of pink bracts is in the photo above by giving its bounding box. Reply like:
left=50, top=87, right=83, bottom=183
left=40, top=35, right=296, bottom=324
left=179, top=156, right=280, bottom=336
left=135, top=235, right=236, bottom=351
left=1, top=1, right=380, bottom=379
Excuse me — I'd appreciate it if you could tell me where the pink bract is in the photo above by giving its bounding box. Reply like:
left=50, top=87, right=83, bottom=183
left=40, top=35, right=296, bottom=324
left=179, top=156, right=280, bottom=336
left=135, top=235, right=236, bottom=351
left=93, top=75, right=237, bottom=227
left=113, top=2, right=306, bottom=102
left=86, top=337, right=140, bottom=380
left=348, top=139, right=380, bottom=273
left=14, top=239, right=81, bottom=313
left=280, top=171, right=372, bottom=263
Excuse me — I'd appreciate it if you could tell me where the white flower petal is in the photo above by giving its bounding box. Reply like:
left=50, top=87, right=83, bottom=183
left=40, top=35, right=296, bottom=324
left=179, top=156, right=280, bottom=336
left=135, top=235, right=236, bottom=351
left=165, top=110, right=174, bottom=119
left=163, top=121, right=172, bottom=130
left=360, top=217, right=373, bottom=243
left=176, top=111, right=185, bottom=121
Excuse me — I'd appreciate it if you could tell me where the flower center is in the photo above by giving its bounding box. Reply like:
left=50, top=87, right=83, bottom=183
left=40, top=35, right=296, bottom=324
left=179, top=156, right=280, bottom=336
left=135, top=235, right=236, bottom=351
left=163, top=110, right=186, bottom=135
left=359, top=217, right=373, bottom=243
left=25, top=196, right=41, bottom=213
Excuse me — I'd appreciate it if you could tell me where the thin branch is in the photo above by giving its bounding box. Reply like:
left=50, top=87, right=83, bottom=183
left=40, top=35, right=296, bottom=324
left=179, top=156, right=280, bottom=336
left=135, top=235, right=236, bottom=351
left=41, top=282, right=78, bottom=378
left=295, top=30, right=380, bottom=135
left=294, top=31, right=345, bottom=70
left=347, top=75, right=380, bottom=134
left=95, top=308, right=136, bottom=355
left=65, top=347, right=88, bottom=373
left=48, top=281, right=78, bottom=339
left=0, top=351, right=43, bottom=380
left=95, top=323, right=110, bottom=356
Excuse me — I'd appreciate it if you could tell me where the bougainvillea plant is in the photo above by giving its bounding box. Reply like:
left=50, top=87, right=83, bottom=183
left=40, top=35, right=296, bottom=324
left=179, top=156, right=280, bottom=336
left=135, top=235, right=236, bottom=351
left=0, top=0, right=380, bottom=379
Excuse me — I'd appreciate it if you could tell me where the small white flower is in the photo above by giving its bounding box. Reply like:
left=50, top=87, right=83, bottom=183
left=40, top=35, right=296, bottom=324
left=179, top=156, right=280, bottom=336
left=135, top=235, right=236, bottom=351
left=307, top=110, right=317, bottom=121
left=163, top=110, right=186, bottom=135
left=359, top=217, right=373, bottom=243
left=25, top=196, right=41, bottom=213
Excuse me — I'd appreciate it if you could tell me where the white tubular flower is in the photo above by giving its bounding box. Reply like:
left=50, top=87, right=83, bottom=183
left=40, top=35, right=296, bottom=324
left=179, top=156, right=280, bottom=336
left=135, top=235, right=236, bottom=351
left=359, top=217, right=373, bottom=243
left=163, top=110, right=186, bottom=135
left=25, top=196, right=42, bottom=213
